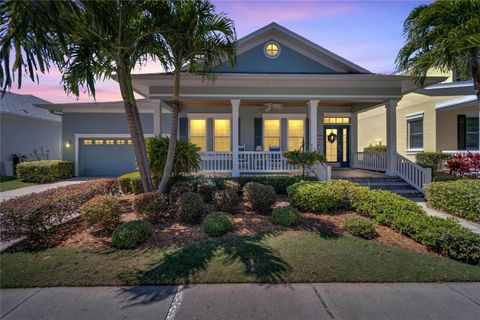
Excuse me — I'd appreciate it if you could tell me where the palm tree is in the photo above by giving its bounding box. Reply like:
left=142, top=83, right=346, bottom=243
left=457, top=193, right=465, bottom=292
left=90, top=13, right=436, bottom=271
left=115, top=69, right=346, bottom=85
left=396, top=0, right=480, bottom=99
left=151, top=0, right=237, bottom=193
left=1, top=0, right=167, bottom=192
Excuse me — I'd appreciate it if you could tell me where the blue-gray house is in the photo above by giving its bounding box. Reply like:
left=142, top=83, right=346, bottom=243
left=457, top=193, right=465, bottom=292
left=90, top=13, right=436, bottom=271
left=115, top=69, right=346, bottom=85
left=38, top=22, right=444, bottom=191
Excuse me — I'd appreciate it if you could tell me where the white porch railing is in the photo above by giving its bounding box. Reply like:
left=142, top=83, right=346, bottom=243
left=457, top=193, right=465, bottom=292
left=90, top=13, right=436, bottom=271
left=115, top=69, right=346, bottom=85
left=394, top=153, right=431, bottom=193
left=199, top=152, right=233, bottom=172
left=442, top=150, right=480, bottom=156
left=239, top=152, right=301, bottom=173
left=352, top=152, right=387, bottom=171
left=308, top=162, right=331, bottom=181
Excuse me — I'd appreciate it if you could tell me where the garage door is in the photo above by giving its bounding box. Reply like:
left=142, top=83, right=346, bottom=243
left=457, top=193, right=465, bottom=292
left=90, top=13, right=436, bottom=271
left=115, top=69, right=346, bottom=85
left=79, top=138, right=137, bottom=176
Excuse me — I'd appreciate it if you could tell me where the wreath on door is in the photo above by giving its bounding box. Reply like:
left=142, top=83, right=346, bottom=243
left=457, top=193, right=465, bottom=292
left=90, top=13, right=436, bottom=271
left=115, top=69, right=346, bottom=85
left=327, top=132, right=337, bottom=143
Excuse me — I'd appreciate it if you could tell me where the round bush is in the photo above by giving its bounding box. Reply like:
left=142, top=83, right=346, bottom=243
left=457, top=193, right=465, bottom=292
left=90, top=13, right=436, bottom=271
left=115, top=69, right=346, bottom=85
left=197, top=181, right=217, bottom=202
left=169, top=181, right=193, bottom=205
left=133, top=192, right=169, bottom=223
left=81, top=195, right=123, bottom=231
left=344, top=216, right=376, bottom=239
left=177, top=192, right=205, bottom=224
left=112, top=220, right=154, bottom=249
left=271, top=206, right=302, bottom=227
left=203, top=212, right=235, bottom=237
left=213, top=188, right=241, bottom=214
left=243, top=182, right=276, bottom=215
left=224, top=180, right=241, bottom=193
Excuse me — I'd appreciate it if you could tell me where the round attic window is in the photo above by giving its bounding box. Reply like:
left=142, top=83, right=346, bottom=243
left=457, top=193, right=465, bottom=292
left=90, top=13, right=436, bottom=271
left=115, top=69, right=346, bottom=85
left=264, top=42, right=280, bottom=59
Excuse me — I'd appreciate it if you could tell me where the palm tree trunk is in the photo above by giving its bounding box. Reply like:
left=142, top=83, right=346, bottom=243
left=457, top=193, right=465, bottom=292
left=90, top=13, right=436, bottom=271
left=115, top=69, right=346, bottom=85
left=157, top=69, right=181, bottom=193
left=116, top=61, right=153, bottom=192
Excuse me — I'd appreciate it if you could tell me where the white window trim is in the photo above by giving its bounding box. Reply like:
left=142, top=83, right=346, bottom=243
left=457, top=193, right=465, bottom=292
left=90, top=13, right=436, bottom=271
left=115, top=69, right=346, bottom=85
left=264, top=41, right=281, bottom=59
left=406, top=114, right=424, bottom=151
left=74, top=133, right=154, bottom=176
left=263, top=119, right=282, bottom=150
left=324, top=112, right=351, bottom=118
left=189, top=119, right=208, bottom=152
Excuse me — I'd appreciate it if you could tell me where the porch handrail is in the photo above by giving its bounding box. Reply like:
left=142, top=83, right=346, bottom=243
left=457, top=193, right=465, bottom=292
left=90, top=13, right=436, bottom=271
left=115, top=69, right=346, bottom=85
left=394, top=153, right=431, bottom=194
left=352, top=151, right=387, bottom=172
left=308, top=162, right=331, bottom=181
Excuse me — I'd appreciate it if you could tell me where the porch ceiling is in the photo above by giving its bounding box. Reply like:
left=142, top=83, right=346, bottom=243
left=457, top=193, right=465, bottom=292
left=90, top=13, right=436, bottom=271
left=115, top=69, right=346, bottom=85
left=179, top=100, right=354, bottom=108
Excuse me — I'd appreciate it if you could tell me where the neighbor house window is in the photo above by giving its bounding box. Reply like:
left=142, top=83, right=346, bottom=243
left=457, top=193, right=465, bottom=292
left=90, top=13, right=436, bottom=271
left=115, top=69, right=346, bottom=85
left=407, top=115, right=423, bottom=150
left=214, top=119, right=231, bottom=152
left=189, top=119, right=207, bottom=151
left=466, top=116, right=479, bottom=149
left=263, top=119, right=280, bottom=149
left=264, top=42, right=280, bottom=58
left=287, top=119, right=304, bottom=151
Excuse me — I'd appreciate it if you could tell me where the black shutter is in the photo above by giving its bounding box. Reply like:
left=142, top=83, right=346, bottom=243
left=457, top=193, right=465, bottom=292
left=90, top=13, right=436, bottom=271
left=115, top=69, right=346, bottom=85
left=179, top=117, right=188, bottom=141
left=305, top=118, right=309, bottom=151
left=457, top=115, right=466, bottom=150
left=254, top=118, right=263, bottom=150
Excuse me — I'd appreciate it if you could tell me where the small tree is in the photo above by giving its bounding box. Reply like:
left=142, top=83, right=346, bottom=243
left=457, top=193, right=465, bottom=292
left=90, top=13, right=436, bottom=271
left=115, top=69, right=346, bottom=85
left=283, top=151, right=325, bottom=176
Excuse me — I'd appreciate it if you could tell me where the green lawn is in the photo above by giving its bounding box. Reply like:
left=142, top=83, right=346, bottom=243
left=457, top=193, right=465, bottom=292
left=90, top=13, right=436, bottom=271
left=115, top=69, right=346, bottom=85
left=0, top=177, right=34, bottom=192
left=2, top=231, right=479, bottom=288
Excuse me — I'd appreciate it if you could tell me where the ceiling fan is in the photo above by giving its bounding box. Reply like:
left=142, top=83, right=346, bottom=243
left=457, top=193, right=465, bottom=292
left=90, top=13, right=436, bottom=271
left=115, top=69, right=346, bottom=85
left=263, top=102, right=283, bottom=112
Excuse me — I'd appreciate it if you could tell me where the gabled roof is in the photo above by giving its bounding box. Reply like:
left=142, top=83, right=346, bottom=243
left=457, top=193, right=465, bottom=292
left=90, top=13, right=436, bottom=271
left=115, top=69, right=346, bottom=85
left=0, top=92, right=60, bottom=122
left=215, top=22, right=370, bottom=74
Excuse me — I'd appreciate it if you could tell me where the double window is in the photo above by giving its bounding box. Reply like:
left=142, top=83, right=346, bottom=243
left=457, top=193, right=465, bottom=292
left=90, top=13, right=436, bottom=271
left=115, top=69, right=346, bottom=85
left=407, top=114, right=424, bottom=150
left=263, top=118, right=305, bottom=151
left=189, top=118, right=231, bottom=152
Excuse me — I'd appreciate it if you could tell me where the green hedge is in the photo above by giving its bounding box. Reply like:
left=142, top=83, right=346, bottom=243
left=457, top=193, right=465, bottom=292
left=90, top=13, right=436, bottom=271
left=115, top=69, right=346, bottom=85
left=17, top=160, right=74, bottom=183
left=118, top=172, right=143, bottom=194
left=287, top=180, right=480, bottom=265
left=363, top=144, right=387, bottom=152
left=415, top=152, right=450, bottom=180
left=426, top=180, right=480, bottom=223
left=171, top=175, right=316, bottom=194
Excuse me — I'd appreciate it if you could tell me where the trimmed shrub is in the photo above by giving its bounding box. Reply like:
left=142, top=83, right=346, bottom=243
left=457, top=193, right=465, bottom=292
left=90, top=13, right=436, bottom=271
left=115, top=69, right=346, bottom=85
left=202, top=212, right=235, bottom=237
left=243, top=182, right=276, bottom=215
left=16, top=160, right=74, bottom=183
left=224, top=180, right=241, bottom=193
left=169, top=181, right=193, bottom=205
left=197, top=181, right=217, bottom=202
left=177, top=192, right=204, bottom=224
left=213, top=188, right=241, bottom=214
left=415, top=152, right=450, bottom=180
left=287, top=180, right=364, bottom=213
left=0, top=179, right=117, bottom=240
left=426, top=180, right=480, bottom=222
left=112, top=220, right=154, bottom=249
left=352, top=189, right=480, bottom=265
left=344, top=216, right=376, bottom=239
left=169, top=175, right=316, bottom=194
left=271, top=206, right=302, bottom=227
left=81, top=195, right=123, bottom=231
left=118, top=172, right=143, bottom=194
left=133, top=192, right=169, bottom=223
left=363, top=144, right=387, bottom=152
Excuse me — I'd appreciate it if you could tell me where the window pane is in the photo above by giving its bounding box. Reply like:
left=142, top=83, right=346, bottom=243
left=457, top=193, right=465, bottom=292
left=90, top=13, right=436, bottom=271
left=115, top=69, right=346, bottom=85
left=466, top=117, right=479, bottom=132
left=288, top=120, right=304, bottom=137
left=410, top=134, right=423, bottom=149
left=190, top=119, right=206, bottom=136
left=190, top=137, right=206, bottom=151
left=466, top=133, right=479, bottom=148
left=214, top=119, right=230, bottom=136
left=264, top=137, right=280, bottom=148
left=264, top=119, right=280, bottom=137
left=215, top=137, right=230, bottom=152
left=409, top=119, right=423, bottom=134
left=325, top=128, right=338, bottom=162
left=288, top=138, right=303, bottom=151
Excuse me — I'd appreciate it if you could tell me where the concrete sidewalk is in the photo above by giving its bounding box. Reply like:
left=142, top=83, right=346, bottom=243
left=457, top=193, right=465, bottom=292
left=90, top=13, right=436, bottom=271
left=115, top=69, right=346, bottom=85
left=1, top=283, right=479, bottom=320
left=0, top=177, right=95, bottom=202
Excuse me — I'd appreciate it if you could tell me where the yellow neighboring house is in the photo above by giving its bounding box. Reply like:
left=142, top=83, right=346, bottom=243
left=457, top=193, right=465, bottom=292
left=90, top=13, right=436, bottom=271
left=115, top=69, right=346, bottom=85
left=358, top=70, right=480, bottom=160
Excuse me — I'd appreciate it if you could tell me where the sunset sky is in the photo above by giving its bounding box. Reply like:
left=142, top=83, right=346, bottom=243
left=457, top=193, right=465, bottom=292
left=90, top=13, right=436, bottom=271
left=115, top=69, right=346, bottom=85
left=9, top=0, right=431, bottom=103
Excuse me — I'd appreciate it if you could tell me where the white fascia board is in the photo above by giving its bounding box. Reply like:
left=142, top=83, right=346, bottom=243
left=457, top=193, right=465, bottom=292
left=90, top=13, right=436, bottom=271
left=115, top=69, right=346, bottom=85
left=435, top=95, right=478, bottom=110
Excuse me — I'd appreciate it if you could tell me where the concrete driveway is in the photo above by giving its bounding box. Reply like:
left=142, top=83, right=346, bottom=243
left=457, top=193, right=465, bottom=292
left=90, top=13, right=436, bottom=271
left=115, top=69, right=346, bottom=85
left=1, top=283, right=479, bottom=320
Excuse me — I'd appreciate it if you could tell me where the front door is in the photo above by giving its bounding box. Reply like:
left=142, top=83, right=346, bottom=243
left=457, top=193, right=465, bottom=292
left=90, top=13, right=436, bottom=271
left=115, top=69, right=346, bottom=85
left=324, top=125, right=349, bottom=167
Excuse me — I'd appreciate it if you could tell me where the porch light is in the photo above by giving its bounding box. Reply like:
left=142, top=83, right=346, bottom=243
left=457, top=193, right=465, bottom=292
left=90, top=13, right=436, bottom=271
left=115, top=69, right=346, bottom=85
left=65, top=140, right=72, bottom=148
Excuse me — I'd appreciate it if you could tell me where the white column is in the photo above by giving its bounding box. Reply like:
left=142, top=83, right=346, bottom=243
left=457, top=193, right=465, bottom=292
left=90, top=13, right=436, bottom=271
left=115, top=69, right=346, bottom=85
left=153, top=101, right=163, bottom=136
left=350, top=111, right=358, bottom=161
left=231, top=99, right=240, bottom=177
left=385, top=100, right=399, bottom=175
left=308, top=100, right=319, bottom=151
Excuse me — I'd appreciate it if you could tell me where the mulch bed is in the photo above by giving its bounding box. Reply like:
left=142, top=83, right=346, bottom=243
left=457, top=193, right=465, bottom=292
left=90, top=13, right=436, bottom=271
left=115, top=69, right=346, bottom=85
left=8, top=194, right=433, bottom=256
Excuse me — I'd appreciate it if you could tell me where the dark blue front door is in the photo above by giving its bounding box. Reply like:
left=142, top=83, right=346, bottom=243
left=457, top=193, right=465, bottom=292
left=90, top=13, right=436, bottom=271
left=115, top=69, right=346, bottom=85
left=324, top=125, right=350, bottom=167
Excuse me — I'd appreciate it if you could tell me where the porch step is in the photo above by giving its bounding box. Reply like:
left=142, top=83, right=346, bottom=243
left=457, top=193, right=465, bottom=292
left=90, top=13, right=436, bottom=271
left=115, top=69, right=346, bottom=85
left=335, top=176, right=424, bottom=200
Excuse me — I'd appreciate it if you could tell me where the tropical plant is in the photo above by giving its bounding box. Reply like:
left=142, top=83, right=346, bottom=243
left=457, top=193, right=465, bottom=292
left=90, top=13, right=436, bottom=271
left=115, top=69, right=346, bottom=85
left=145, top=136, right=201, bottom=182
left=363, top=144, right=387, bottom=152
left=0, top=0, right=169, bottom=192
left=396, top=0, right=480, bottom=99
left=150, top=0, right=237, bottom=192
left=283, top=151, right=325, bottom=176
left=446, top=153, right=480, bottom=178
left=415, top=152, right=451, bottom=180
